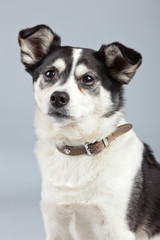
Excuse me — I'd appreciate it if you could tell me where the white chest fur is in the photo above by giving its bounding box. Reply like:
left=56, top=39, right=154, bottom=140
left=35, top=122, right=143, bottom=240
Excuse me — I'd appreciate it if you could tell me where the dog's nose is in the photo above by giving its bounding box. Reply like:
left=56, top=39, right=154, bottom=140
left=50, top=91, right=70, bottom=108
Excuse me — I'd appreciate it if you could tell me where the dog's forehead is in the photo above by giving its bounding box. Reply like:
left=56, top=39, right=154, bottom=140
left=33, top=46, right=102, bottom=82
left=51, top=47, right=98, bottom=71
left=52, top=46, right=98, bottom=74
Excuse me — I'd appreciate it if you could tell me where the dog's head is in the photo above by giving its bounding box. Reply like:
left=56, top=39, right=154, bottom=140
left=18, top=24, right=142, bottom=125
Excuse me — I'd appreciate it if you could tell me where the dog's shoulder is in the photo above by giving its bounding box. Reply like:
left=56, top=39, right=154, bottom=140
left=142, top=143, right=160, bottom=211
left=143, top=143, right=160, bottom=170
left=128, top=143, right=160, bottom=236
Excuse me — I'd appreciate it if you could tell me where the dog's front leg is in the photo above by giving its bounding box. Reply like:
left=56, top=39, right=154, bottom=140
left=111, top=231, right=136, bottom=240
left=41, top=201, right=74, bottom=240
left=103, top=224, right=136, bottom=240
left=105, top=231, right=136, bottom=240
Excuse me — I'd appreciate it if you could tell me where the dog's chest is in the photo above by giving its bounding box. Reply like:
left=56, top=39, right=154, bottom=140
left=38, top=133, right=143, bottom=239
left=39, top=136, right=142, bottom=205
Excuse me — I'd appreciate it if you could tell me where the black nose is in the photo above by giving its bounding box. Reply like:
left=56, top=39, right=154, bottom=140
left=50, top=91, right=70, bottom=108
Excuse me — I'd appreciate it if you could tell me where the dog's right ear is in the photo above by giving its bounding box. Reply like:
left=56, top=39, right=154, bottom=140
left=18, top=24, right=61, bottom=71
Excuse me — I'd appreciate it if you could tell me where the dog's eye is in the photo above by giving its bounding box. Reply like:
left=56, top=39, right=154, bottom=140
left=82, top=75, right=94, bottom=85
left=44, top=70, right=55, bottom=80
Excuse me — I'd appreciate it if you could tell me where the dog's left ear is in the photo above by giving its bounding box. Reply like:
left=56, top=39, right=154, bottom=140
left=18, top=24, right=61, bottom=71
left=99, top=42, right=142, bottom=84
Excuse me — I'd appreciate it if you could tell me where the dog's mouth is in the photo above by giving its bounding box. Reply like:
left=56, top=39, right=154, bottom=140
left=48, top=109, right=71, bottom=120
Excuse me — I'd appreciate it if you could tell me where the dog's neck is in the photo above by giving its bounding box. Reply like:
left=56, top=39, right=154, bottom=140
left=34, top=107, right=126, bottom=147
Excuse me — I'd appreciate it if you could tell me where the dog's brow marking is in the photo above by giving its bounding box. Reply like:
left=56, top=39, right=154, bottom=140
left=75, top=64, right=90, bottom=78
left=52, top=58, right=66, bottom=73
left=70, top=48, right=82, bottom=76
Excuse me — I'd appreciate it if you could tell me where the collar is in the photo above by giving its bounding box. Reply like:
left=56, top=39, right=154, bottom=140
left=57, top=123, right=132, bottom=156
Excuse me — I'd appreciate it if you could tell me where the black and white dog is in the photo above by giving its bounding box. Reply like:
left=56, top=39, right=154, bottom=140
left=18, top=25, right=160, bottom=240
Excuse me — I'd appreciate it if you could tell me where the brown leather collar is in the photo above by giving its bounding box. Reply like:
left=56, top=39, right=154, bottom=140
left=57, top=124, right=132, bottom=156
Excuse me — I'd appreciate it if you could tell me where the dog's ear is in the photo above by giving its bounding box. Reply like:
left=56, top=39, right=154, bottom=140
left=18, top=24, right=61, bottom=70
left=99, top=42, right=142, bottom=84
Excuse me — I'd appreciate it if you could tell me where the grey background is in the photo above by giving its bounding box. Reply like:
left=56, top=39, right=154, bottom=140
left=1, top=0, right=160, bottom=239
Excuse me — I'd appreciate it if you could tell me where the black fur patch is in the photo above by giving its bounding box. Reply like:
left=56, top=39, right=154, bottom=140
left=95, top=49, right=124, bottom=116
left=127, top=169, right=145, bottom=233
left=32, top=47, right=73, bottom=83
left=127, top=143, right=160, bottom=237
left=77, top=49, right=124, bottom=114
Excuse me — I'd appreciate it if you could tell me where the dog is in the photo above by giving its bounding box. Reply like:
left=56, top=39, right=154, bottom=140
left=18, top=24, right=160, bottom=240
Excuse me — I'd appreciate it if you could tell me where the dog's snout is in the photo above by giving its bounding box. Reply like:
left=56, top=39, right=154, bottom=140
left=50, top=91, right=70, bottom=108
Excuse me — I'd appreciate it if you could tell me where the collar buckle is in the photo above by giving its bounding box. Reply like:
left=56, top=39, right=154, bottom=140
left=102, top=138, right=108, bottom=148
left=84, top=143, right=94, bottom=156
left=84, top=138, right=108, bottom=156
